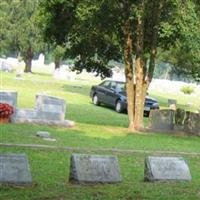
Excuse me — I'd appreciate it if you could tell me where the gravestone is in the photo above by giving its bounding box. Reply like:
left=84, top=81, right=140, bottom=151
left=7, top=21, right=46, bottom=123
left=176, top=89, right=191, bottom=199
left=14, top=108, right=37, bottom=121
left=184, top=112, right=200, bottom=135
left=36, top=131, right=50, bottom=138
left=174, top=108, right=186, bottom=131
left=144, top=156, right=192, bottom=181
left=35, top=94, right=66, bottom=121
left=0, top=91, right=17, bottom=107
left=175, top=108, right=186, bottom=125
left=148, top=109, right=175, bottom=131
left=0, top=61, right=13, bottom=72
left=15, top=69, right=24, bottom=80
left=0, top=154, right=32, bottom=185
left=168, top=99, right=177, bottom=110
left=0, top=91, right=17, bottom=120
left=12, top=94, right=74, bottom=127
left=69, top=154, right=122, bottom=183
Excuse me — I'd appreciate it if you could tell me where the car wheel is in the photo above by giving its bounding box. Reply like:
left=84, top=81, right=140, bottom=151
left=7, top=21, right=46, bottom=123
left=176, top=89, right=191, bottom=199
left=144, top=111, right=150, bottom=117
left=93, top=94, right=100, bottom=105
left=115, top=100, right=123, bottom=113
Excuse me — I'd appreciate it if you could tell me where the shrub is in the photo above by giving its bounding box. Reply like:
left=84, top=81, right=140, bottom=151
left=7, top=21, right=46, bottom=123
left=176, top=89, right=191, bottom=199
left=181, top=86, right=194, bottom=95
left=0, top=103, right=14, bottom=118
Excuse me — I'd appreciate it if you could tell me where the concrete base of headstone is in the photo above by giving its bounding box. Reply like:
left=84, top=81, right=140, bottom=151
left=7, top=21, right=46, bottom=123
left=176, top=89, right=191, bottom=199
left=69, top=154, right=122, bottom=184
left=13, top=108, right=38, bottom=120
left=13, top=118, right=75, bottom=127
left=0, top=154, right=32, bottom=185
left=144, top=156, right=192, bottom=182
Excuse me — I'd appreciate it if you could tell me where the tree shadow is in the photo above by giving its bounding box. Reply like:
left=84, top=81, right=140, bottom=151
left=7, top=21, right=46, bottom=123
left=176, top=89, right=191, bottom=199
left=62, top=84, right=92, bottom=97
left=31, top=72, right=52, bottom=77
left=66, top=103, right=150, bottom=128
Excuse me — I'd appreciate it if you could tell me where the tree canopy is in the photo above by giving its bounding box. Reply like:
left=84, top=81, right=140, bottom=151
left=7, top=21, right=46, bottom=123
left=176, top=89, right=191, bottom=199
left=159, top=0, right=200, bottom=82
left=39, top=0, right=200, bottom=130
left=0, top=0, right=43, bottom=72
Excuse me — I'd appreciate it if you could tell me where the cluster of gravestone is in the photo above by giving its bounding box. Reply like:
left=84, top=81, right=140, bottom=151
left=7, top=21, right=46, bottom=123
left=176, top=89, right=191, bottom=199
left=0, top=153, right=192, bottom=186
left=148, top=99, right=200, bottom=135
left=0, top=91, right=74, bottom=127
left=0, top=61, right=13, bottom=72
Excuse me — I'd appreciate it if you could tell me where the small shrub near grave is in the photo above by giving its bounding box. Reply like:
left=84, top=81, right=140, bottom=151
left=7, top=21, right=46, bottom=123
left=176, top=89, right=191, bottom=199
left=181, top=86, right=194, bottom=95
left=0, top=103, right=14, bottom=118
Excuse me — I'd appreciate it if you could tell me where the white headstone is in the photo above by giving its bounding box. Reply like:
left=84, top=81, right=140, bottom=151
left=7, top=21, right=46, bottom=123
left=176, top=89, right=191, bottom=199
left=35, top=94, right=66, bottom=121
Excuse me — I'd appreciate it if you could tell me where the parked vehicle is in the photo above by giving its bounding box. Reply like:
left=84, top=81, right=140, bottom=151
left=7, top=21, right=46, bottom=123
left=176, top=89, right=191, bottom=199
left=90, top=80, right=159, bottom=116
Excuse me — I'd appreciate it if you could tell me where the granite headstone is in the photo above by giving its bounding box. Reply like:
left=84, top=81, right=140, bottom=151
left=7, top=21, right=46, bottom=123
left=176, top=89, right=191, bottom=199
left=69, top=154, right=122, bottom=183
left=0, top=154, right=32, bottom=185
left=174, top=108, right=186, bottom=131
left=35, top=94, right=66, bottom=121
left=148, top=109, right=175, bottom=131
left=0, top=91, right=17, bottom=108
left=144, top=156, right=191, bottom=181
left=184, top=112, right=200, bottom=135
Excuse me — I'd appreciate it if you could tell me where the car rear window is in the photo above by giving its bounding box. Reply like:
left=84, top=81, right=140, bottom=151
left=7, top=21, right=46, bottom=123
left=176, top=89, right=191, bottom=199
left=100, top=81, right=110, bottom=88
left=116, top=83, right=125, bottom=93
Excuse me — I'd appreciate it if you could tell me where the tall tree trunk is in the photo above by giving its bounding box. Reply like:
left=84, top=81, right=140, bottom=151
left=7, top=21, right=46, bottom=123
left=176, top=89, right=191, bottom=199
left=54, top=58, right=60, bottom=69
left=123, top=19, right=135, bottom=131
left=24, top=58, right=32, bottom=73
left=24, top=47, right=33, bottom=73
left=134, top=9, right=146, bottom=130
left=134, top=58, right=146, bottom=130
left=133, top=1, right=165, bottom=130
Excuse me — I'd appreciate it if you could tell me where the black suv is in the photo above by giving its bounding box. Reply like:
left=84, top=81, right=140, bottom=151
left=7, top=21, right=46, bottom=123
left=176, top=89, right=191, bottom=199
left=90, top=80, right=159, bottom=116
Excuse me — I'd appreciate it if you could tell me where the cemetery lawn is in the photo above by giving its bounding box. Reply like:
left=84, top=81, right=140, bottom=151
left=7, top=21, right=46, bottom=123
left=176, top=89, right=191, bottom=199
left=1, top=71, right=200, bottom=200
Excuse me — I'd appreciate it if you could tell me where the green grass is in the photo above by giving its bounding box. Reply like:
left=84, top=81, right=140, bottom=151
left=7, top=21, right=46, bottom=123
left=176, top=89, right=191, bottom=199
left=2, top=123, right=200, bottom=153
left=1, top=70, right=200, bottom=200
left=1, top=147, right=200, bottom=200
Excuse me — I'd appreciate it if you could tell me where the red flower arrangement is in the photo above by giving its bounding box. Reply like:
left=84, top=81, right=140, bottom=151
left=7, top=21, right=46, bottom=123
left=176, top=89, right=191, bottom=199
left=0, top=103, right=14, bottom=118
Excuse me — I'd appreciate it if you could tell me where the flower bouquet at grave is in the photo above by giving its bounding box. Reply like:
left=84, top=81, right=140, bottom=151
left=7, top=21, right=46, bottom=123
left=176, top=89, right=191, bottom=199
left=0, top=103, right=14, bottom=123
